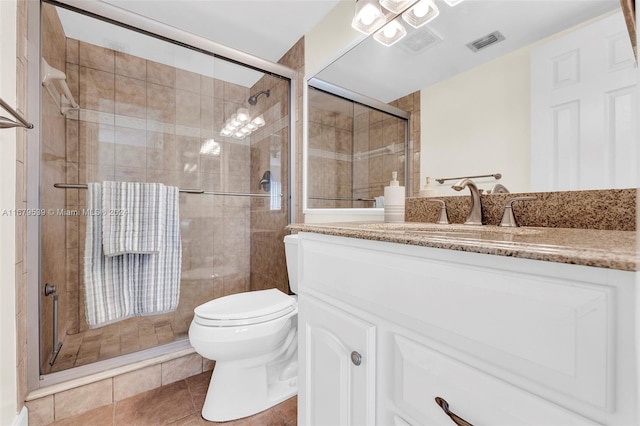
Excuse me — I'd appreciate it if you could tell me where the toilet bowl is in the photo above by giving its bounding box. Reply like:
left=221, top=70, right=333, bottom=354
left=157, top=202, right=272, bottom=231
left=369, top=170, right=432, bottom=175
left=188, top=234, right=300, bottom=422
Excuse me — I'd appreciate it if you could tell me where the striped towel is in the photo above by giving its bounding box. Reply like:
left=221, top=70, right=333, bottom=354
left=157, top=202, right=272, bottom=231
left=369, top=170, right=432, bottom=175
left=102, top=181, right=166, bottom=256
left=84, top=182, right=182, bottom=328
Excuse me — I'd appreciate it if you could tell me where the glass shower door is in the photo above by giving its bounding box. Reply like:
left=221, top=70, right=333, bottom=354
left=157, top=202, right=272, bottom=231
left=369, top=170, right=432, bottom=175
left=39, top=2, right=291, bottom=375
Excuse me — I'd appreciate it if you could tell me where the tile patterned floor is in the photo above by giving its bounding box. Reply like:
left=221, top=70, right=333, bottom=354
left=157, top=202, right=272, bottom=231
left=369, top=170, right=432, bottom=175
left=50, top=316, right=187, bottom=373
left=49, top=371, right=297, bottom=425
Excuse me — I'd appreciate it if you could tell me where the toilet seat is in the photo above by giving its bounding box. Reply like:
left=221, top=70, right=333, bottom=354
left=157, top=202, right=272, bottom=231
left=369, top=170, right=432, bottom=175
left=194, top=289, right=296, bottom=327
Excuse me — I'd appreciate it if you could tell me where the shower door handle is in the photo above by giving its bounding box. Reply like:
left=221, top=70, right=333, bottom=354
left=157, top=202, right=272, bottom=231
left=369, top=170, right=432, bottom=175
left=44, top=283, right=57, bottom=296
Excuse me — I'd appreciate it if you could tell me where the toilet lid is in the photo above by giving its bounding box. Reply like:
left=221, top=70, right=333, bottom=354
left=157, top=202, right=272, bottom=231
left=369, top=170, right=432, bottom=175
left=194, top=288, right=296, bottom=326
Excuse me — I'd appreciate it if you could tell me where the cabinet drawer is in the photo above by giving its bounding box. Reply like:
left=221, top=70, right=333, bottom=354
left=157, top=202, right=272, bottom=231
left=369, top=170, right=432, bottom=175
left=391, top=334, right=596, bottom=426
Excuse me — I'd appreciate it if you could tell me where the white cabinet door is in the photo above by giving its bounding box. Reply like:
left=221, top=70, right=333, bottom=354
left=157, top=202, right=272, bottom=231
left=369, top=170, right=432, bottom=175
left=531, top=11, right=638, bottom=191
left=299, top=295, right=376, bottom=426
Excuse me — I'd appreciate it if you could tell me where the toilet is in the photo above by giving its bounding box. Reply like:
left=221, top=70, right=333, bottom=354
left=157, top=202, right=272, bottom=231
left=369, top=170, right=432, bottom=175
left=188, top=234, right=299, bottom=422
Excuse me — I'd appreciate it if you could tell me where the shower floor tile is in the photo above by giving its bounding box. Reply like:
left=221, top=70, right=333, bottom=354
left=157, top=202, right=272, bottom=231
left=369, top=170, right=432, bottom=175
left=49, top=370, right=298, bottom=425
left=49, top=318, right=183, bottom=373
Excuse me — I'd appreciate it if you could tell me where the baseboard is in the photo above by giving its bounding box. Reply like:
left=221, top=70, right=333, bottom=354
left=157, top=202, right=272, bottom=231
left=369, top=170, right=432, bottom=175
left=12, top=406, right=28, bottom=426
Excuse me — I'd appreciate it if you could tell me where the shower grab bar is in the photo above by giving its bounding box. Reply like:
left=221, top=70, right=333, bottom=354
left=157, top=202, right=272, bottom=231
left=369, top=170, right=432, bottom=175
left=309, top=196, right=375, bottom=202
left=435, top=173, right=502, bottom=184
left=53, top=183, right=281, bottom=198
left=54, top=183, right=204, bottom=194
left=0, top=97, right=34, bottom=129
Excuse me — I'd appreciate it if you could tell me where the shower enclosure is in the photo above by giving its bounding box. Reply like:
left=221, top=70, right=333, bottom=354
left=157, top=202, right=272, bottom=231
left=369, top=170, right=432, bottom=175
left=37, top=1, right=293, bottom=378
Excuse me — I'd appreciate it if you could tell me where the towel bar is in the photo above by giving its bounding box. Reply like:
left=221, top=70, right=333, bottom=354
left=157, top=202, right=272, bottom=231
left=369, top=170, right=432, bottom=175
left=435, top=173, right=502, bottom=184
left=53, top=183, right=281, bottom=198
left=0, top=97, right=34, bottom=130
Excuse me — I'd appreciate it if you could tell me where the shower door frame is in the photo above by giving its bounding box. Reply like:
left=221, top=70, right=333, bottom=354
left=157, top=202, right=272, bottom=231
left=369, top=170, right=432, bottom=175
left=26, top=0, right=298, bottom=392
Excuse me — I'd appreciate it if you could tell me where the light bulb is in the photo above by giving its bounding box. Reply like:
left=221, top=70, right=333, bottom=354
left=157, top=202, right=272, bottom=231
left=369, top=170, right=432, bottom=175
left=236, top=108, right=250, bottom=123
left=359, top=3, right=380, bottom=26
left=413, top=1, right=430, bottom=17
left=252, top=116, right=265, bottom=127
left=383, top=24, right=398, bottom=38
left=246, top=122, right=257, bottom=131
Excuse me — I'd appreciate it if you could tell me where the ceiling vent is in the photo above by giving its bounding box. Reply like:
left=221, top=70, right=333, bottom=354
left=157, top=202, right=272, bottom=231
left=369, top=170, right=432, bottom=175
left=466, top=31, right=505, bottom=52
left=398, top=27, right=443, bottom=55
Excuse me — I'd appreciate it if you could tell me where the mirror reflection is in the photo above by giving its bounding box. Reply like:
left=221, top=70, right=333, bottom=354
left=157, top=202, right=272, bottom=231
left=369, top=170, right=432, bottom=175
left=312, top=0, right=637, bottom=200
left=307, top=85, right=408, bottom=209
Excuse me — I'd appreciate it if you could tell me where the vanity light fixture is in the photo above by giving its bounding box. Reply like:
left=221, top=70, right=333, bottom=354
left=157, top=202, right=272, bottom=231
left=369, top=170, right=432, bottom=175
left=200, top=138, right=221, bottom=156
left=379, top=0, right=415, bottom=14
left=402, top=0, right=439, bottom=29
left=221, top=108, right=266, bottom=139
left=374, top=19, right=408, bottom=46
left=441, top=0, right=464, bottom=6
left=354, top=0, right=446, bottom=45
left=351, top=0, right=387, bottom=35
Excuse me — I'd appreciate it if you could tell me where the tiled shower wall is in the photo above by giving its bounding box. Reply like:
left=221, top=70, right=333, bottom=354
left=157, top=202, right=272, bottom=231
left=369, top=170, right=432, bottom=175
left=62, top=35, right=257, bottom=338
left=249, top=39, right=298, bottom=295
left=352, top=106, right=406, bottom=201
left=390, top=92, right=421, bottom=196
left=307, top=95, right=356, bottom=209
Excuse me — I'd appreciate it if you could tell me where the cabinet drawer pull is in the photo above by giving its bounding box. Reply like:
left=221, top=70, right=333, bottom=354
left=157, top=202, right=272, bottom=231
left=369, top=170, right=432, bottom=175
left=351, top=351, right=362, bottom=366
left=435, top=397, right=474, bottom=426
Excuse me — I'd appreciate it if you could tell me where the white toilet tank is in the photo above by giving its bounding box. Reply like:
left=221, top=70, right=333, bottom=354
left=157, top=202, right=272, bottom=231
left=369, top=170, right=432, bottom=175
left=284, top=234, right=299, bottom=294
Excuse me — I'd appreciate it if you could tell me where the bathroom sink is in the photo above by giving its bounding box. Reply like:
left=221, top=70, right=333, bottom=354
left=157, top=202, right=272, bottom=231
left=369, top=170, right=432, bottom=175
left=356, top=222, right=542, bottom=236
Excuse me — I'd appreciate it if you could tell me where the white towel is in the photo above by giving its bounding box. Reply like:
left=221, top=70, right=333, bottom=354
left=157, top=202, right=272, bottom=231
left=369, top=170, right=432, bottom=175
left=102, top=181, right=166, bottom=256
left=84, top=182, right=182, bottom=328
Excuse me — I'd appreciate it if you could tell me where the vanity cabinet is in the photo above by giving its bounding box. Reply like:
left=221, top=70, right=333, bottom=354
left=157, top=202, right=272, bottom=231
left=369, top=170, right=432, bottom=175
left=296, top=232, right=638, bottom=425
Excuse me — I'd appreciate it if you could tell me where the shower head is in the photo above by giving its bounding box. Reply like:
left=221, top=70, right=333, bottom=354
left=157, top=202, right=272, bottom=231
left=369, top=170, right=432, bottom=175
left=248, top=89, right=270, bottom=106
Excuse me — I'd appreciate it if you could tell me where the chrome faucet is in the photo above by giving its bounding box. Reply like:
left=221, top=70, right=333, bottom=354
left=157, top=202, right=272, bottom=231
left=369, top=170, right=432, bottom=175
left=452, top=178, right=483, bottom=225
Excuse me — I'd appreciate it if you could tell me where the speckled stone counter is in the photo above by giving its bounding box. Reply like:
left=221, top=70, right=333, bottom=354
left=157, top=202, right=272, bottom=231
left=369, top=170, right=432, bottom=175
left=287, top=222, right=637, bottom=271
left=406, top=189, right=636, bottom=231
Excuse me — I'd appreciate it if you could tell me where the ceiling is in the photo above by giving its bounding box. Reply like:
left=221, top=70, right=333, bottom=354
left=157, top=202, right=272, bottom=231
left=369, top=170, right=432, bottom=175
left=98, top=0, right=342, bottom=62
left=57, top=0, right=341, bottom=88
left=315, top=0, right=621, bottom=103
left=56, top=0, right=622, bottom=102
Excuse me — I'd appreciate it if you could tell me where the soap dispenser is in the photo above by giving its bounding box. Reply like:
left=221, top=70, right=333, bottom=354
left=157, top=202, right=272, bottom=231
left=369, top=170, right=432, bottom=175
left=384, top=171, right=405, bottom=223
left=419, top=177, right=437, bottom=197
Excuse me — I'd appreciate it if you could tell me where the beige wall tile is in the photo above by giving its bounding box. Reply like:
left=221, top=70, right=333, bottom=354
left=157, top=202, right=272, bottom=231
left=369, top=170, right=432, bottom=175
left=113, top=364, right=162, bottom=401
left=161, top=353, right=202, bottom=385
left=26, top=395, right=54, bottom=426
left=146, top=82, right=176, bottom=123
left=79, top=67, right=115, bottom=113
left=79, top=41, right=115, bottom=73
left=115, top=75, right=147, bottom=119
left=66, top=38, right=79, bottom=64
left=176, top=69, right=201, bottom=93
left=54, top=379, right=113, bottom=420
left=116, top=51, right=146, bottom=80
left=147, top=60, right=175, bottom=88
left=176, top=89, right=201, bottom=128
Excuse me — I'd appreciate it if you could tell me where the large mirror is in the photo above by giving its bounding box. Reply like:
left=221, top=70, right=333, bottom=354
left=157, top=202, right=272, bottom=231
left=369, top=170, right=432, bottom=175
left=310, top=0, right=637, bottom=200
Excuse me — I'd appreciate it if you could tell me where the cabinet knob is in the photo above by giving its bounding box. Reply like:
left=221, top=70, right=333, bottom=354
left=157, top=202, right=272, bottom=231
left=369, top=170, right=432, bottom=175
left=350, top=351, right=362, bottom=366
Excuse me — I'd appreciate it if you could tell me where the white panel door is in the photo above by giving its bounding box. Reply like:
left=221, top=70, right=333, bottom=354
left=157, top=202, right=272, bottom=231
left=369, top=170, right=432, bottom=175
left=531, top=11, right=638, bottom=190
left=299, top=295, right=376, bottom=426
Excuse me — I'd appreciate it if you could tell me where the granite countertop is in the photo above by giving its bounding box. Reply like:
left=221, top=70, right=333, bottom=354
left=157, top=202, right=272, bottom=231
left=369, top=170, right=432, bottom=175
left=287, top=222, right=638, bottom=271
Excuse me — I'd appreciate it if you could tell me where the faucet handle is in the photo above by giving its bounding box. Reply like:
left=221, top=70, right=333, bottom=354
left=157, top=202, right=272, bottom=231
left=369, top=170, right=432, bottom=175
left=425, top=199, right=449, bottom=225
left=499, top=196, right=536, bottom=227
